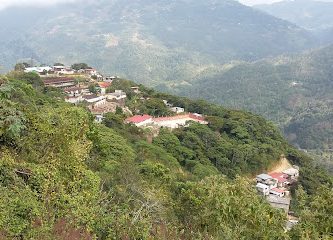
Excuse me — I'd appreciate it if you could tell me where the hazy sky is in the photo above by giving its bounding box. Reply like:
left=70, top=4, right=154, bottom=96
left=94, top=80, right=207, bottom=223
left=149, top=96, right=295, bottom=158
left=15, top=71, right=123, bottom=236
left=239, top=0, right=333, bottom=5
left=0, top=0, right=77, bottom=10
left=1, top=0, right=333, bottom=10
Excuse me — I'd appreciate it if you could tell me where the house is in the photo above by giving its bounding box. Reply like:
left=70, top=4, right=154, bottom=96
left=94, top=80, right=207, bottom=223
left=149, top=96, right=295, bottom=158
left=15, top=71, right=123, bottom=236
left=53, top=65, right=66, bottom=72
left=267, top=195, right=290, bottom=214
left=283, top=167, right=299, bottom=180
left=64, top=87, right=82, bottom=97
left=170, top=107, right=185, bottom=114
left=53, top=66, right=75, bottom=75
left=43, top=77, right=76, bottom=88
left=104, top=76, right=118, bottom=82
left=83, top=95, right=106, bottom=107
left=125, top=115, right=153, bottom=127
left=256, top=183, right=270, bottom=196
left=269, top=172, right=290, bottom=188
left=131, top=86, right=140, bottom=94
left=152, top=113, right=208, bottom=129
left=95, top=115, right=105, bottom=123
left=25, top=66, right=53, bottom=75
left=106, top=90, right=127, bottom=101
left=65, top=95, right=83, bottom=104
left=81, top=68, right=97, bottom=76
left=97, top=82, right=112, bottom=95
left=270, top=188, right=285, bottom=198
left=256, top=173, right=277, bottom=189
left=163, top=100, right=173, bottom=108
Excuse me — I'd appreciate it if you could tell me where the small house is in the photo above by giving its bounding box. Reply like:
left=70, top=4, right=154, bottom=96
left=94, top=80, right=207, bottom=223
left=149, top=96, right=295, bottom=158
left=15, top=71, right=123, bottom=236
left=125, top=115, right=153, bottom=127
left=283, top=167, right=299, bottom=180
left=270, top=172, right=290, bottom=188
left=97, top=82, right=112, bottom=95
left=170, top=107, right=185, bottom=114
left=270, top=188, right=285, bottom=198
left=131, top=86, right=140, bottom=94
left=256, top=173, right=277, bottom=189
left=256, top=183, right=270, bottom=196
left=83, top=95, right=106, bottom=107
left=64, top=87, right=82, bottom=97
left=104, top=76, right=118, bottom=82
left=106, top=90, right=127, bottom=101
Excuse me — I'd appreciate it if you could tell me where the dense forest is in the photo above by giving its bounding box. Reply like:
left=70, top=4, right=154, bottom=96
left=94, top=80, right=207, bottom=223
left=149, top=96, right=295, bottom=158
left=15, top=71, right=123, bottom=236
left=169, top=44, right=333, bottom=166
left=0, top=74, right=332, bottom=239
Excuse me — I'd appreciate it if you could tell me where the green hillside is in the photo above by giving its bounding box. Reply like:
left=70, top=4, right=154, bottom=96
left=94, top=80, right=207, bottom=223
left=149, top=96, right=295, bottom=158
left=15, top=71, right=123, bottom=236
left=0, top=0, right=316, bottom=83
left=0, top=73, right=332, bottom=239
left=255, top=0, right=333, bottom=44
left=172, top=45, right=333, bottom=152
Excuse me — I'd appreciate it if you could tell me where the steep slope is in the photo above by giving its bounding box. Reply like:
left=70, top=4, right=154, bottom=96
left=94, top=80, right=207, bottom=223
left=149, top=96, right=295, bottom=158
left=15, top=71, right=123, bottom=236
left=174, top=44, right=333, bottom=150
left=0, top=0, right=316, bottom=83
left=1, top=72, right=332, bottom=239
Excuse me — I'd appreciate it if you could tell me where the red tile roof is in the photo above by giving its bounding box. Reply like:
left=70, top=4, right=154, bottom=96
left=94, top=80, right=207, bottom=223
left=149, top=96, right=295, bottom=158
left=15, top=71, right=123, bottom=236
left=269, top=172, right=289, bottom=182
left=271, top=188, right=285, bottom=193
left=98, top=82, right=112, bottom=88
left=125, top=115, right=152, bottom=124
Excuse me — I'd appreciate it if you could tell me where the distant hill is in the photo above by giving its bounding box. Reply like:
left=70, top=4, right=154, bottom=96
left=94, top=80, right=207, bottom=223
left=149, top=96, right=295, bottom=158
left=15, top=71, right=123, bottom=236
left=172, top=44, right=333, bottom=150
left=0, top=0, right=316, bottom=83
left=255, top=0, right=333, bottom=43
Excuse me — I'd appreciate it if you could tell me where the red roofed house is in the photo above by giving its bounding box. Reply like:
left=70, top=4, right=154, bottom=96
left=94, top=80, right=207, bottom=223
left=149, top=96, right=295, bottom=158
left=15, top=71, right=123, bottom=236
left=153, top=113, right=208, bottom=129
left=97, top=82, right=112, bottom=95
left=269, top=172, right=290, bottom=188
left=125, top=115, right=153, bottom=127
left=270, top=188, right=285, bottom=198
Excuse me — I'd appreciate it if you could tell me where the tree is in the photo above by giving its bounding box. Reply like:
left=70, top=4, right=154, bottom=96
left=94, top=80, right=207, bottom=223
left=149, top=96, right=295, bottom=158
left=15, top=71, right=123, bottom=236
left=53, top=63, right=64, bottom=66
left=89, top=84, right=99, bottom=94
left=71, top=63, right=90, bottom=71
left=14, top=62, right=31, bottom=71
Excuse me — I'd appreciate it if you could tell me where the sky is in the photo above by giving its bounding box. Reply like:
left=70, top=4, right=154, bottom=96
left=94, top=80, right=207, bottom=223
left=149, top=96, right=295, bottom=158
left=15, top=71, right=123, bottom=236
left=0, top=0, right=77, bottom=10
left=1, top=0, right=333, bottom=10
left=239, top=0, right=333, bottom=5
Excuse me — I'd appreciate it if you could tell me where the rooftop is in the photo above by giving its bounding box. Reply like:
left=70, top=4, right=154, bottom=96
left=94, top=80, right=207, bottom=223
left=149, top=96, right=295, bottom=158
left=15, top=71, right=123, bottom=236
left=256, top=183, right=269, bottom=189
left=283, top=168, right=299, bottom=175
left=83, top=94, right=99, bottom=100
left=125, top=115, right=152, bottom=124
left=267, top=195, right=290, bottom=205
left=271, top=188, right=285, bottom=193
left=43, top=77, right=75, bottom=84
left=98, top=82, right=112, bottom=88
left=257, top=173, right=272, bottom=181
left=153, top=113, right=206, bottom=123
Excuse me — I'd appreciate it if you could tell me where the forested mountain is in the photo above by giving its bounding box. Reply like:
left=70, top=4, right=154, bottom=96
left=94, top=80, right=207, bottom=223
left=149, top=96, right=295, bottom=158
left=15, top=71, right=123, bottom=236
left=0, top=0, right=316, bottom=84
left=0, top=72, right=332, bottom=239
left=255, top=0, right=333, bottom=43
left=173, top=44, right=333, bottom=151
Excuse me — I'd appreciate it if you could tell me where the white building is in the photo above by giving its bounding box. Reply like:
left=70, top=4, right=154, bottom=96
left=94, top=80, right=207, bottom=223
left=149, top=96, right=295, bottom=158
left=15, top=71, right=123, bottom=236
left=106, top=90, right=127, bottom=101
left=83, top=95, right=106, bottom=107
left=283, top=167, right=299, bottom=180
left=256, top=183, right=270, bottom=196
left=25, top=66, right=52, bottom=74
left=125, top=115, right=153, bottom=127
left=153, top=114, right=208, bottom=129
left=270, top=188, right=285, bottom=198
left=170, top=107, right=185, bottom=114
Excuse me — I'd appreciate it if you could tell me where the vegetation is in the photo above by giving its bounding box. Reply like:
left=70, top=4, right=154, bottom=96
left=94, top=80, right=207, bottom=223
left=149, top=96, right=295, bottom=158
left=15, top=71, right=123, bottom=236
left=171, top=44, right=333, bottom=166
left=71, top=63, right=90, bottom=71
left=1, top=74, right=331, bottom=238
